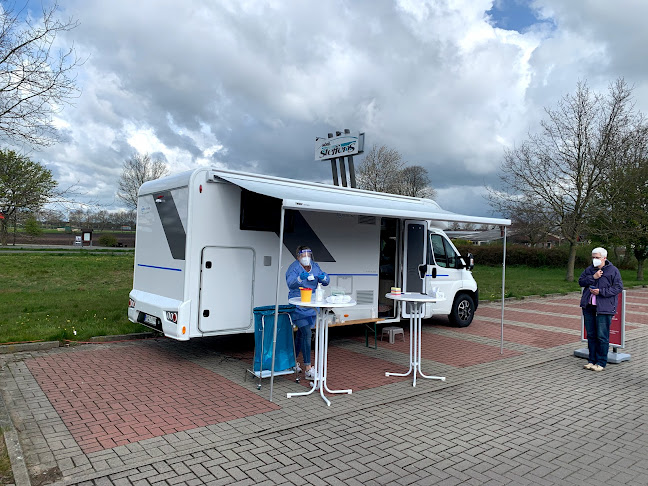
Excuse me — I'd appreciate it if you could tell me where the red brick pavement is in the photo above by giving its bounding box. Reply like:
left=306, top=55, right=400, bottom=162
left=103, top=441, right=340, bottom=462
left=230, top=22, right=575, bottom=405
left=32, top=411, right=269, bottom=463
left=433, top=318, right=580, bottom=348
left=354, top=331, right=521, bottom=367
left=292, top=347, right=411, bottom=392
left=27, top=345, right=279, bottom=454
left=494, top=298, right=643, bottom=326
left=478, top=306, right=581, bottom=330
left=505, top=300, right=583, bottom=317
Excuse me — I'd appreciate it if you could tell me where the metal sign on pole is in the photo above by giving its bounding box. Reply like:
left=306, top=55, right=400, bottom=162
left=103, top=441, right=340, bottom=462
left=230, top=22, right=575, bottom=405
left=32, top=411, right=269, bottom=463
left=574, top=290, right=630, bottom=364
left=315, top=129, right=364, bottom=188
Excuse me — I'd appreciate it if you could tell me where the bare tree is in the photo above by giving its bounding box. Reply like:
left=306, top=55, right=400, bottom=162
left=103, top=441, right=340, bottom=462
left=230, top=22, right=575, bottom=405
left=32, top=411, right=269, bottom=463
left=397, top=165, right=437, bottom=199
left=0, top=1, right=80, bottom=147
left=117, top=153, right=168, bottom=210
left=510, top=197, right=554, bottom=246
left=489, top=79, right=642, bottom=281
left=357, top=145, right=436, bottom=199
left=356, top=145, right=404, bottom=193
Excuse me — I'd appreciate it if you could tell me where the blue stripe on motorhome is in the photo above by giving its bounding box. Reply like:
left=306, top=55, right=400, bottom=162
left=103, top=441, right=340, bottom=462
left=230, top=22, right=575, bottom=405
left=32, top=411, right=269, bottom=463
left=137, top=264, right=182, bottom=272
left=276, top=210, right=336, bottom=262
left=154, top=191, right=186, bottom=260
left=328, top=273, right=378, bottom=276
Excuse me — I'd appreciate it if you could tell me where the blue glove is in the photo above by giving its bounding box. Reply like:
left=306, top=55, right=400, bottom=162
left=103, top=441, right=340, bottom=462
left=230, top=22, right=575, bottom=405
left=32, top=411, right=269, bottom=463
left=318, top=272, right=328, bottom=283
left=299, top=271, right=310, bottom=281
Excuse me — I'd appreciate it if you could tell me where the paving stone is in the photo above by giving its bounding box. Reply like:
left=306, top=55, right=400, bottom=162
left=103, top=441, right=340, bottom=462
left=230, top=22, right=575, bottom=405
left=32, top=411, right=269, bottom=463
left=2, top=292, right=648, bottom=486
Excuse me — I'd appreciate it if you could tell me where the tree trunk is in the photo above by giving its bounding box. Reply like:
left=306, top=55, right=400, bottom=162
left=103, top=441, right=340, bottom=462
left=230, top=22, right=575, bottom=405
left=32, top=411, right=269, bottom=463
left=565, top=242, right=577, bottom=282
left=0, top=219, right=7, bottom=246
left=638, top=259, right=644, bottom=281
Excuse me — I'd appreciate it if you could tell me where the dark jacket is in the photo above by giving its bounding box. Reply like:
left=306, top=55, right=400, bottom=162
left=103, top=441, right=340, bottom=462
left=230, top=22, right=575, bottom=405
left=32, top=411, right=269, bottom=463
left=578, top=260, right=623, bottom=314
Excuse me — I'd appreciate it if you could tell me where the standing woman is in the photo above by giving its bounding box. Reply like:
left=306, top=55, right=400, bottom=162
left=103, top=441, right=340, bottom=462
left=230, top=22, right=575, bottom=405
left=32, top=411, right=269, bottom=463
left=285, top=246, right=330, bottom=380
left=578, top=247, right=623, bottom=371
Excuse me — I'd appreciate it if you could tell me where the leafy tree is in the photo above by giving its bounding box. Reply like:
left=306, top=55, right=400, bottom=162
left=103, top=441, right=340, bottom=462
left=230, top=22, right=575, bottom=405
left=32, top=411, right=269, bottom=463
left=0, top=1, right=80, bottom=147
left=0, top=150, right=56, bottom=245
left=489, top=79, right=643, bottom=281
left=117, top=153, right=168, bottom=210
left=592, top=126, right=648, bottom=279
left=24, top=214, right=42, bottom=237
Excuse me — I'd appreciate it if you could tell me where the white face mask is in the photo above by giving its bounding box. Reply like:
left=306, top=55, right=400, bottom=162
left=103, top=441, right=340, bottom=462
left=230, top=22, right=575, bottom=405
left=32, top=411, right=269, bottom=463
left=300, top=257, right=311, bottom=266
left=592, top=258, right=602, bottom=267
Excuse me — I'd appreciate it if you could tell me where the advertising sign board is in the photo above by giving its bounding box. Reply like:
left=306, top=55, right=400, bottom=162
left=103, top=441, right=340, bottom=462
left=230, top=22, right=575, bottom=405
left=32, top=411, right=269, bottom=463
left=315, top=132, right=364, bottom=161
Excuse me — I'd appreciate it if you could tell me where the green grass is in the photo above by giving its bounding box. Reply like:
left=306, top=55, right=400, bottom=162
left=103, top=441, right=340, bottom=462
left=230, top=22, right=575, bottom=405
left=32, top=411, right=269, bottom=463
left=0, top=253, right=645, bottom=344
left=0, top=430, right=14, bottom=485
left=0, top=247, right=134, bottom=252
left=0, top=253, right=147, bottom=343
left=473, top=265, right=646, bottom=301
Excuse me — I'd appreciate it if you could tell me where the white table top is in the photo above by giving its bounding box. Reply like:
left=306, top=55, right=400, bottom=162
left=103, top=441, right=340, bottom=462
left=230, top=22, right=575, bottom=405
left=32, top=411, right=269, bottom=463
left=289, top=297, right=357, bottom=308
left=385, top=292, right=445, bottom=303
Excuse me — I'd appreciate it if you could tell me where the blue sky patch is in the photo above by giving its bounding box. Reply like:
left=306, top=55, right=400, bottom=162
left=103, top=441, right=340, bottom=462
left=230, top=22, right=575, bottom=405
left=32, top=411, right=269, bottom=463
left=487, top=0, right=551, bottom=32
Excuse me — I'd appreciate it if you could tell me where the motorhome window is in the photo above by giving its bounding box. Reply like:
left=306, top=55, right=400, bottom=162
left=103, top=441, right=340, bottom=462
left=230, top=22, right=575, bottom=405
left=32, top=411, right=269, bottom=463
left=443, top=237, right=460, bottom=268
left=429, top=234, right=448, bottom=268
left=240, top=189, right=282, bottom=232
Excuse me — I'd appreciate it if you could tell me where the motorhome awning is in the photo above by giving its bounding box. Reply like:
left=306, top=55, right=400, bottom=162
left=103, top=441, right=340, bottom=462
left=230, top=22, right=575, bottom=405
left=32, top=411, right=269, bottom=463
left=211, top=170, right=510, bottom=226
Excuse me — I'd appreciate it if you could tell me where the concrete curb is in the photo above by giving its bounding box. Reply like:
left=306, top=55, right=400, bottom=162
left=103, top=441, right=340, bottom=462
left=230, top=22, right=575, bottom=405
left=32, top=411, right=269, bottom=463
left=89, top=332, right=158, bottom=342
left=0, top=390, right=31, bottom=486
left=0, top=341, right=59, bottom=355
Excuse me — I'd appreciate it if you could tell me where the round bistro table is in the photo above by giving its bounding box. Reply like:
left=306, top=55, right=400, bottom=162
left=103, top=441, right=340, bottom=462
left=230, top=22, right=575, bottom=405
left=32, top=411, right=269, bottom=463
left=384, top=292, right=447, bottom=387
left=287, top=297, right=357, bottom=406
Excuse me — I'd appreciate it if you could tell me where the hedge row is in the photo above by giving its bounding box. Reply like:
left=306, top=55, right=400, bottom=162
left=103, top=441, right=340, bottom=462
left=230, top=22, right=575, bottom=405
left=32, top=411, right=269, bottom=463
left=454, top=243, right=635, bottom=269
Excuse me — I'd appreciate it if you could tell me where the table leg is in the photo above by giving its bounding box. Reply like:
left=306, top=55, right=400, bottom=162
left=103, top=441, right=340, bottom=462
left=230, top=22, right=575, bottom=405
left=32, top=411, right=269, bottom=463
left=415, top=303, right=446, bottom=383
left=287, top=309, right=321, bottom=400
left=322, top=311, right=352, bottom=398
left=385, top=308, right=414, bottom=378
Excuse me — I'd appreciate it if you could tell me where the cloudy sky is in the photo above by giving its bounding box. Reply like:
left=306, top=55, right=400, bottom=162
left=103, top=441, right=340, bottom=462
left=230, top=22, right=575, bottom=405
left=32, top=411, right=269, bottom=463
left=9, top=0, right=648, bottom=217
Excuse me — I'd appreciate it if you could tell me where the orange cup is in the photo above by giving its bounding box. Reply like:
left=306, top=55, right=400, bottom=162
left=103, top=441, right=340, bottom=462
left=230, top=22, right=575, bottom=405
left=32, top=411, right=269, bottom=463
left=299, top=287, right=312, bottom=302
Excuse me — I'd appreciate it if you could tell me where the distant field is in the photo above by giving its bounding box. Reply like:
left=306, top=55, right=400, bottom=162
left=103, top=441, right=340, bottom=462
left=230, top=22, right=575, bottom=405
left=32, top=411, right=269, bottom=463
left=0, top=253, right=644, bottom=344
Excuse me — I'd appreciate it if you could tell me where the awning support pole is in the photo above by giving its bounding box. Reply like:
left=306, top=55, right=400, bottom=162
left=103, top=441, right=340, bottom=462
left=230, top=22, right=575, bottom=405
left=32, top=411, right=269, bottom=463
left=500, top=226, right=507, bottom=354
left=269, top=206, right=286, bottom=402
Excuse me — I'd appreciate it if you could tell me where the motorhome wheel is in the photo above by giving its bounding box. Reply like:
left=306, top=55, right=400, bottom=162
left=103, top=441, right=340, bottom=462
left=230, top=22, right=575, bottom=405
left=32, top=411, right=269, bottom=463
left=449, top=293, right=475, bottom=327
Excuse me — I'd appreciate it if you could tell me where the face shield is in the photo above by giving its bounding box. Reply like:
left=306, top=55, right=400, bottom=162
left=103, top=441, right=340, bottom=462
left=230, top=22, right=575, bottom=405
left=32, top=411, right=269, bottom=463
left=298, top=248, right=313, bottom=266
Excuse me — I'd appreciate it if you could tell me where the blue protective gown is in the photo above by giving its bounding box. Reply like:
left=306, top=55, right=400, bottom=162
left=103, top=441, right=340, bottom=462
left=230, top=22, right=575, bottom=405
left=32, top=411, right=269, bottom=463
left=286, top=259, right=330, bottom=328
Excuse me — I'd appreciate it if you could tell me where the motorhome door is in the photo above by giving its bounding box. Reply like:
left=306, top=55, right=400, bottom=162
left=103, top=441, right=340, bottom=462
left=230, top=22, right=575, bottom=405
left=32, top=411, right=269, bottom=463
left=198, top=246, right=255, bottom=334
left=402, top=220, right=427, bottom=318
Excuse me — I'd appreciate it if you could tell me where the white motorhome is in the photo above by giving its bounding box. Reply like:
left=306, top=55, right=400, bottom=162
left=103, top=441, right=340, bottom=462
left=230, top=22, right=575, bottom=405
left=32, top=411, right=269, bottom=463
left=128, top=168, right=510, bottom=340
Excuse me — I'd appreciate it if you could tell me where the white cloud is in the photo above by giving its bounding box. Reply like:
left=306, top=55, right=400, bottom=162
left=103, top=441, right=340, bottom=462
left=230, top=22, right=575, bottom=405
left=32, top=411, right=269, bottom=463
left=10, top=0, right=648, bottom=217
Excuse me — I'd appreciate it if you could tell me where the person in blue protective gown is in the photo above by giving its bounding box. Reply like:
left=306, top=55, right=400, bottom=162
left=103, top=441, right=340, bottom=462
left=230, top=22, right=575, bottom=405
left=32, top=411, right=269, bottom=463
left=286, top=245, right=330, bottom=380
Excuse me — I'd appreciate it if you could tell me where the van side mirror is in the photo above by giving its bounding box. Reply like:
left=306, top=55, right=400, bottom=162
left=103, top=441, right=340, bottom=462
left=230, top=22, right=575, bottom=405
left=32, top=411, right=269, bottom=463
left=418, top=264, right=426, bottom=279
left=466, top=253, right=475, bottom=270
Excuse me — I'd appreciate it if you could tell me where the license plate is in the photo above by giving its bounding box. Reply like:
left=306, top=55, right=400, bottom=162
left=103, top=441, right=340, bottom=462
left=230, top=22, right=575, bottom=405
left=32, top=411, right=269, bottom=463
left=143, top=313, right=158, bottom=326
